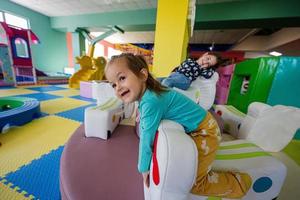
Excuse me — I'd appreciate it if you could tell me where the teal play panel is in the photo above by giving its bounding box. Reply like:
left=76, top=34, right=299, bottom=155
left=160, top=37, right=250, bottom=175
left=267, top=57, right=300, bottom=108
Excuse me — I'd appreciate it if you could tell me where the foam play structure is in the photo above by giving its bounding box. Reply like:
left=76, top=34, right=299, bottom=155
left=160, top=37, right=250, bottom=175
left=0, top=22, right=40, bottom=86
left=227, top=56, right=300, bottom=113
left=35, top=68, right=70, bottom=85
left=84, top=81, right=134, bottom=140
left=85, top=97, right=134, bottom=140
left=238, top=102, right=300, bottom=152
left=0, top=97, right=41, bottom=133
left=215, top=64, right=235, bottom=105
left=69, top=26, right=124, bottom=89
left=214, top=104, right=246, bottom=138
left=144, top=102, right=291, bottom=200
left=68, top=56, right=106, bottom=88
left=174, top=72, right=219, bottom=110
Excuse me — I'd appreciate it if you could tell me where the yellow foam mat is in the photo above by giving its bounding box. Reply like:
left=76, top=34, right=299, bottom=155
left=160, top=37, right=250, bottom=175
left=0, top=89, right=38, bottom=97
left=40, top=97, right=90, bottom=114
left=47, top=89, right=80, bottom=97
left=0, top=181, right=32, bottom=200
left=0, top=115, right=80, bottom=176
left=18, top=85, right=48, bottom=88
left=55, top=84, right=69, bottom=88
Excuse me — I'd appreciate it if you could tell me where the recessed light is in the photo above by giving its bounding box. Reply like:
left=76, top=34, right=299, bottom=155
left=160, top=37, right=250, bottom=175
left=269, top=51, right=282, bottom=56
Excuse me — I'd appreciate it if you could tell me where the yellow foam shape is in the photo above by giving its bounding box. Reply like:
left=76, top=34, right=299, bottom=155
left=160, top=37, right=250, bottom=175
left=47, top=89, right=80, bottom=97
left=40, top=97, right=90, bottom=114
left=0, top=115, right=80, bottom=176
left=0, top=89, right=38, bottom=97
left=0, top=182, right=31, bottom=200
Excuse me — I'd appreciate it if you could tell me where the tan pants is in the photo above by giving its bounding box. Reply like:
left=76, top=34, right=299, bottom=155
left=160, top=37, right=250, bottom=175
left=190, top=112, right=252, bottom=199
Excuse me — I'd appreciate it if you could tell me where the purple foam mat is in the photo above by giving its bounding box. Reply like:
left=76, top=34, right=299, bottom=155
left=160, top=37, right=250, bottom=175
left=60, top=124, right=144, bottom=200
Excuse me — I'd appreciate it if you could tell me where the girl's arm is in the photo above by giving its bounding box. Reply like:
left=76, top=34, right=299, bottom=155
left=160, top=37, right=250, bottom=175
left=138, top=101, right=164, bottom=173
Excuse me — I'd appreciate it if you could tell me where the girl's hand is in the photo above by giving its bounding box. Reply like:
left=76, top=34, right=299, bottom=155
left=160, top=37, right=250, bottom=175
left=142, top=171, right=150, bottom=188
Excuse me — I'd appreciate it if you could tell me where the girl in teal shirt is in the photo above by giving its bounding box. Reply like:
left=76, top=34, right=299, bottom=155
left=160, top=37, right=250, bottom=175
left=105, top=53, right=251, bottom=199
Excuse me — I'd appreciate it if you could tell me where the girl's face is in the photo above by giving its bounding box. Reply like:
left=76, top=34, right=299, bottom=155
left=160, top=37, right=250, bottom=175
left=198, top=54, right=217, bottom=68
left=105, top=59, right=148, bottom=103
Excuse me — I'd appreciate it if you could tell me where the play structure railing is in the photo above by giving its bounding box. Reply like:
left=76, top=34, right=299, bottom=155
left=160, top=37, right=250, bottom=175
left=13, top=65, right=36, bottom=85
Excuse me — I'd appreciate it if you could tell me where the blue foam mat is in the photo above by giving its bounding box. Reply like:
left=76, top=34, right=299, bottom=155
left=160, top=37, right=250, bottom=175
left=26, top=86, right=67, bottom=92
left=4, top=146, right=64, bottom=200
left=12, top=93, right=62, bottom=101
left=56, top=103, right=96, bottom=122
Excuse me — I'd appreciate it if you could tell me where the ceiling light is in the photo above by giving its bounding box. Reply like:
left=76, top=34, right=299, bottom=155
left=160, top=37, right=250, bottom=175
left=269, top=51, right=282, bottom=56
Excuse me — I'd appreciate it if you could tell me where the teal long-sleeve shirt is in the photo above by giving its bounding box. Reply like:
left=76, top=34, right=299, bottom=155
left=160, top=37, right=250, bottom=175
left=137, top=89, right=207, bottom=173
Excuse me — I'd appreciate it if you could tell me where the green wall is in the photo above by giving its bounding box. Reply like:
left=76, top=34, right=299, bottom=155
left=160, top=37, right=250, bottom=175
left=0, top=0, right=68, bottom=73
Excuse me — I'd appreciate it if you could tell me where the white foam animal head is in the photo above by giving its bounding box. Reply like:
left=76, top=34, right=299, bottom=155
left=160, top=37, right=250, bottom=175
left=239, top=102, right=300, bottom=152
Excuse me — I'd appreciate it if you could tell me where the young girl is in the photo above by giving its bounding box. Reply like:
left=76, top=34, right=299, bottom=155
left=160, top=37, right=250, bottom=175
left=105, top=53, right=252, bottom=198
left=162, top=52, right=220, bottom=90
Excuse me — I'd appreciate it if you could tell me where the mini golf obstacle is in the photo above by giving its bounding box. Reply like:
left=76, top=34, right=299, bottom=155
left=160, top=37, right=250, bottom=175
left=0, top=97, right=41, bottom=133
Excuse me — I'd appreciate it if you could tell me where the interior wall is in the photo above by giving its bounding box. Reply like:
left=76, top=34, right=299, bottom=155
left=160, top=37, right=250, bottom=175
left=0, top=1, right=68, bottom=73
left=244, top=52, right=270, bottom=58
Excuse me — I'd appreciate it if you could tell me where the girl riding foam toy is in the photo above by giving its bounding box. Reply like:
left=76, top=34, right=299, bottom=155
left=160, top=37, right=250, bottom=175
left=143, top=102, right=297, bottom=200
left=144, top=119, right=287, bottom=200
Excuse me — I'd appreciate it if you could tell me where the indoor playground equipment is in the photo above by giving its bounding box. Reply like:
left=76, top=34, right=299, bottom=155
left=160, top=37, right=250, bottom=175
left=238, top=102, right=300, bottom=152
left=68, top=56, right=106, bottom=88
left=144, top=103, right=289, bottom=200
left=227, top=56, right=300, bottom=113
left=84, top=81, right=134, bottom=140
left=0, top=22, right=40, bottom=86
left=68, top=26, right=124, bottom=89
left=85, top=97, right=134, bottom=140
left=0, top=97, right=41, bottom=133
left=215, top=64, right=235, bottom=104
left=0, top=44, right=14, bottom=86
left=174, top=72, right=219, bottom=110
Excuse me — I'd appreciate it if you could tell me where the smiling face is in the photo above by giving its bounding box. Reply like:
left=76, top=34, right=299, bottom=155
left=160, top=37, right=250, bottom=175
left=105, top=58, right=148, bottom=103
left=197, top=53, right=218, bottom=68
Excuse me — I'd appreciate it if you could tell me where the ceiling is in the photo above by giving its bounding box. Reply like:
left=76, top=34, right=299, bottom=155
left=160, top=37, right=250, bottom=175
left=10, top=0, right=241, bottom=17
left=10, top=0, right=300, bottom=56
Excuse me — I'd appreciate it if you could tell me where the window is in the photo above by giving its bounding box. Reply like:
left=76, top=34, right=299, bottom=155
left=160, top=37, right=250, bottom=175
left=0, top=10, right=30, bottom=29
left=108, top=47, right=122, bottom=59
left=0, top=11, right=4, bottom=22
left=94, top=43, right=105, bottom=57
left=5, top=12, right=29, bottom=29
left=14, top=37, right=29, bottom=58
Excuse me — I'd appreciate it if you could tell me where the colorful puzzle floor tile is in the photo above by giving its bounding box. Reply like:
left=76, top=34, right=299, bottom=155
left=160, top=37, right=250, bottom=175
left=4, top=146, right=64, bottom=200
left=47, top=88, right=80, bottom=97
left=1, top=84, right=299, bottom=200
left=0, top=88, right=38, bottom=97
left=25, top=86, right=67, bottom=92
left=56, top=103, right=96, bottom=122
left=0, top=181, right=31, bottom=200
left=70, top=95, right=97, bottom=103
left=40, top=97, right=90, bottom=114
left=11, top=92, right=62, bottom=102
left=0, top=115, right=80, bottom=176
left=0, top=84, right=87, bottom=200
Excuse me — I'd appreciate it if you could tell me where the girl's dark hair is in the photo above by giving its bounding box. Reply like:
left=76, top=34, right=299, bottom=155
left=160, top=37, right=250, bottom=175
left=207, top=52, right=231, bottom=68
left=106, top=53, right=167, bottom=94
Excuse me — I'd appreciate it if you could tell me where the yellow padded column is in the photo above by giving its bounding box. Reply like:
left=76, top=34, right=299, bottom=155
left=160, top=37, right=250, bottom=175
left=152, top=0, right=190, bottom=77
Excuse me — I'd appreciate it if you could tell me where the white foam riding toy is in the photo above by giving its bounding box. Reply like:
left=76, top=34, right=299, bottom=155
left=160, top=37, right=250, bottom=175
left=144, top=119, right=287, bottom=200
left=214, top=105, right=246, bottom=138
left=215, top=102, right=300, bottom=152
left=174, top=73, right=219, bottom=110
left=85, top=81, right=135, bottom=140
left=238, top=102, right=300, bottom=152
